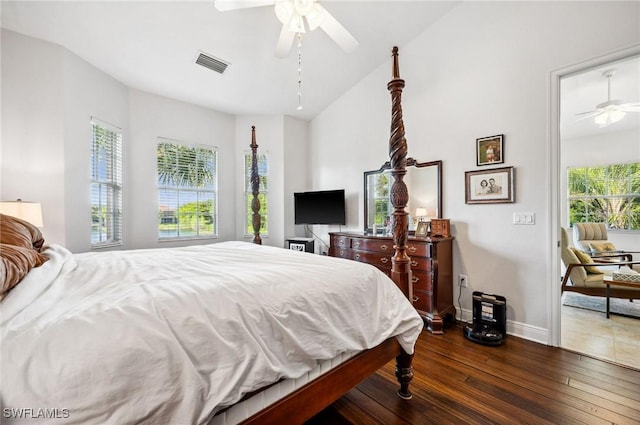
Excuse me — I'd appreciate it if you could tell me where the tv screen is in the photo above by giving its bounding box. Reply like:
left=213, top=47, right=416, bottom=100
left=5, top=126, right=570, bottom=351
left=294, top=189, right=346, bottom=225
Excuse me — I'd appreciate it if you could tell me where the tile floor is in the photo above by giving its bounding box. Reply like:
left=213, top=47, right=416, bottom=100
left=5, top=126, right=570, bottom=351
left=561, top=304, right=640, bottom=370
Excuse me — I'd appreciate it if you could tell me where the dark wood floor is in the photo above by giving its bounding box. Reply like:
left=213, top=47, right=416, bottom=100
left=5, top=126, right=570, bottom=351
left=307, top=323, right=640, bottom=424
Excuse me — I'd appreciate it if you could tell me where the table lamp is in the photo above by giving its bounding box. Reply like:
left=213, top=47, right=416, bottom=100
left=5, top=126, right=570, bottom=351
left=0, top=199, right=44, bottom=227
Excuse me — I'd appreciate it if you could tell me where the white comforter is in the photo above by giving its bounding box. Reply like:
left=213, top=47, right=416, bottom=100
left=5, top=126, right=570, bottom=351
left=1, top=241, right=423, bottom=425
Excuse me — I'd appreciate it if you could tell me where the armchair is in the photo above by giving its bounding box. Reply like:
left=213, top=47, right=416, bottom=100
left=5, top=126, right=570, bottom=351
left=572, top=222, right=634, bottom=262
left=560, top=227, right=640, bottom=310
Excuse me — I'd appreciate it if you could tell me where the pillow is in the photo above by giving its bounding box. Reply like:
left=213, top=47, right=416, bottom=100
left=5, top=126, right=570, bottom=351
left=0, top=243, right=49, bottom=300
left=0, top=213, right=45, bottom=252
left=570, top=248, right=603, bottom=274
left=589, top=242, right=617, bottom=253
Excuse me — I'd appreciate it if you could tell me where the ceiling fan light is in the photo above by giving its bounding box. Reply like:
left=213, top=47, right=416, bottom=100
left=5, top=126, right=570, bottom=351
left=293, top=0, right=315, bottom=16
left=288, top=14, right=306, bottom=33
left=594, top=109, right=626, bottom=127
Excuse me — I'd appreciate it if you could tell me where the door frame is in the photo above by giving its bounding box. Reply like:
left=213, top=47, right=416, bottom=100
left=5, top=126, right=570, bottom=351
left=547, top=43, right=640, bottom=347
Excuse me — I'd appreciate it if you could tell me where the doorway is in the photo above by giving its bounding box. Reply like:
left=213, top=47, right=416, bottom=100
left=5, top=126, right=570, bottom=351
left=551, top=47, right=640, bottom=368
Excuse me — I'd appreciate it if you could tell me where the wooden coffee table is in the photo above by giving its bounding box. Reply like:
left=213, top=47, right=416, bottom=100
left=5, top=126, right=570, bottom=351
left=603, top=275, right=640, bottom=319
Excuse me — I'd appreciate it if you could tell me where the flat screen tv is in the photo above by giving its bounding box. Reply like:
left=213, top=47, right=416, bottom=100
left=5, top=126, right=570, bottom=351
left=294, top=189, right=346, bottom=225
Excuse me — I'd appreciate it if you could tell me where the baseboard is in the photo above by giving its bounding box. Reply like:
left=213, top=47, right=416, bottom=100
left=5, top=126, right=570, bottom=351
left=457, top=308, right=549, bottom=345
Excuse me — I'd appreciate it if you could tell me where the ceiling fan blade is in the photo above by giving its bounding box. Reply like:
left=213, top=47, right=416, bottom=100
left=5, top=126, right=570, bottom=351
left=575, top=110, right=599, bottom=117
left=214, top=0, right=275, bottom=12
left=619, top=102, right=640, bottom=112
left=275, top=24, right=296, bottom=58
left=314, top=4, right=358, bottom=53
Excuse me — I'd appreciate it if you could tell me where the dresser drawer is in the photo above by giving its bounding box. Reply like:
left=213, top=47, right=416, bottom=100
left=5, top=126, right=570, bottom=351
left=411, top=270, right=434, bottom=292
left=352, top=250, right=392, bottom=269
left=328, top=247, right=351, bottom=259
left=412, top=288, right=434, bottom=313
left=409, top=257, right=434, bottom=272
left=330, top=235, right=351, bottom=249
left=406, top=242, right=432, bottom=257
left=351, top=238, right=393, bottom=253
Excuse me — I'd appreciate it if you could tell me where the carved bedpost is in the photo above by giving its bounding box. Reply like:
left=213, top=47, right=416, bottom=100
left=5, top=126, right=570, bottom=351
left=387, top=46, right=411, bottom=301
left=388, top=46, right=415, bottom=400
left=250, top=126, right=262, bottom=245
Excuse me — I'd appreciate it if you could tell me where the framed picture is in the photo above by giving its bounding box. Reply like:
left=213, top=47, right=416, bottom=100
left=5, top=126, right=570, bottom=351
left=476, top=134, right=504, bottom=166
left=415, top=221, right=429, bottom=237
left=465, top=166, right=515, bottom=204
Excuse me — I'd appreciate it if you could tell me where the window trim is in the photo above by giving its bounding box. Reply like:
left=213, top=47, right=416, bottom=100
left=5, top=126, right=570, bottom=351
left=156, top=138, right=218, bottom=241
left=567, top=161, right=639, bottom=231
left=90, top=117, right=123, bottom=249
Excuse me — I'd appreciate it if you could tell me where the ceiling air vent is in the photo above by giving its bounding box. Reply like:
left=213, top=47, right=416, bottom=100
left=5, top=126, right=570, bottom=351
left=195, top=52, right=230, bottom=74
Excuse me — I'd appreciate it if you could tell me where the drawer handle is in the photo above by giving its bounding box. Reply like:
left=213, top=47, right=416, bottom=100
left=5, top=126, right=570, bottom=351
left=408, top=246, right=417, bottom=253
left=339, top=240, right=345, bottom=246
left=355, top=253, right=361, bottom=260
left=412, top=296, right=419, bottom=302
left=380, top=244, right=388, bottom=250
left=339, top=250, right=345, bottom=256
left=380, top=257, right=389, bottom=264
left=410, top=260, right=418, bottom=267
left=354, top=241, right=361, bottom=248
left=412, top=276, right=420, bottom=284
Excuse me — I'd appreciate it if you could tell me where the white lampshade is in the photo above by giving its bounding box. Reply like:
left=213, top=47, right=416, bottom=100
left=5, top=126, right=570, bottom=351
left=415, top=208, right=428, bottom=218
left=0, top=199, right=44, bottom=227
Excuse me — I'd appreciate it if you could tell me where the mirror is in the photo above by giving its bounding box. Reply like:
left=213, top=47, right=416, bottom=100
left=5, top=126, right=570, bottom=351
left=364, top=158, right=442, bottom=234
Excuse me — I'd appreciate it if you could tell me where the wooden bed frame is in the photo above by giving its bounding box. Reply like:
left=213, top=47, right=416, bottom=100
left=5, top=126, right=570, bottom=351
left=240, top=46, right=415, bottom=424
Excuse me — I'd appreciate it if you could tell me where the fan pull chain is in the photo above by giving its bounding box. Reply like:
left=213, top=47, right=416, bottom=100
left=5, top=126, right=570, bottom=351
left=296, top=32, right=303, bottom=111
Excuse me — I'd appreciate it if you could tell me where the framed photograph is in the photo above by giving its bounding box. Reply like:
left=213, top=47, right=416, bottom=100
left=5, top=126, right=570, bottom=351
left=415, top=221, right=429, bottom=237
left=465, top=166, right=515, bottom=204
left=476, top=134, right=504, bottom=166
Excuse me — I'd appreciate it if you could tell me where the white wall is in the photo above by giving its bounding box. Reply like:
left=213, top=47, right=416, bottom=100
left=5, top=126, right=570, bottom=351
left=310, top=1, right=640, bottom=341
left=561, top=128, right=640, bottom=251
left=234, top=115, right=310, bottom=249
left=1, top=30, right=65, bottom=245
left=128, top=89, right=235, bottom=249
left=1, top=29, right=129, bottom=251
left=63, top=49, right=129, bottom=252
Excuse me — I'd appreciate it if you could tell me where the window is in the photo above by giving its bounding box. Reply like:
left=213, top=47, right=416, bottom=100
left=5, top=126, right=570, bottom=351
left=244, top=152, right=268, bottom=236
left=370, top=172, right=390, bottom=228
left=91, top=118, right=123, bottom=247
left=568, top=162, right=640, bottom=230
left=157, top=139, right=217, bottom=239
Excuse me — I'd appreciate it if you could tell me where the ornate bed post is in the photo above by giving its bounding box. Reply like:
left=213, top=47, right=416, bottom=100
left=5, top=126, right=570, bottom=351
left=250, top=126, right=262, bottom=245
left=387, top=46, right=411, bottom=301
left=388, top=46, right=415, bottom=400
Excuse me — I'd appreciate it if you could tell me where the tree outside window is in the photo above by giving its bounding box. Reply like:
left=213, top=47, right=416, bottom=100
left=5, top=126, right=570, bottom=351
left=157, top=140, right=217, bottom=239
left=568, top=162, right=639, bottom=230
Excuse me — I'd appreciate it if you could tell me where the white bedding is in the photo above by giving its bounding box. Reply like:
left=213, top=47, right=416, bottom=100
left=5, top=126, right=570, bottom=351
left=1, top=241, right=423, bottom=424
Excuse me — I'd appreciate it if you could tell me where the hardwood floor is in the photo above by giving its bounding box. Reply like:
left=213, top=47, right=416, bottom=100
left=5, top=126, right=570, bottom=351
left=307, top=323, right=640, bottom=424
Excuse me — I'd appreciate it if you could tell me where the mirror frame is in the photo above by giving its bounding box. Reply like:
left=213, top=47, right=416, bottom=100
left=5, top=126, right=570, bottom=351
left=363, top=158, right=443, bottom=234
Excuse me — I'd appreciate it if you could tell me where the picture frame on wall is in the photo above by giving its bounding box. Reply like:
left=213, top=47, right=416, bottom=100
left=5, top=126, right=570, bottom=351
left=465, top=166, right=515, bottom=204
left=476, top=134, right=504, bottom=166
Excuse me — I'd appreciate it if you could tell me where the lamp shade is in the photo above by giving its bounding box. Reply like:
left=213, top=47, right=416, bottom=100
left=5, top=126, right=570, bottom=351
left=415, top=208, right=428, bottom=218
left=0, top=200, right=44, bottom=227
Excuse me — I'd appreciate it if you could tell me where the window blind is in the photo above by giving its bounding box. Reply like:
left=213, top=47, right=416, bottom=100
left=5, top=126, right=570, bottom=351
left=90, top=117, right=123, bottom=247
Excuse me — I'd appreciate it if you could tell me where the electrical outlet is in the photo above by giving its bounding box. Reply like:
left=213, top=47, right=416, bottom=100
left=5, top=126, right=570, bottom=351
left=458, top=274, right=468, bottom=288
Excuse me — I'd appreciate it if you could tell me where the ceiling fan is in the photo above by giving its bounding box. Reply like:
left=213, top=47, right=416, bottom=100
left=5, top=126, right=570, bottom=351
left=575, top=69, right=640, bottom=127
left=214, top=0, right=358, bottom=58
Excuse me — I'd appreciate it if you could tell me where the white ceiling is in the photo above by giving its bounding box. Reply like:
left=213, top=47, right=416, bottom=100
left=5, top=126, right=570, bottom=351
left=2, top=0, right=638, bottom=136
left=0, top=0, right=460, bottom=120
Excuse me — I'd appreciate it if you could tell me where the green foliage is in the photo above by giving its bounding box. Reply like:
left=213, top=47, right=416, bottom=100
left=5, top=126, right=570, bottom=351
left=568, top=163, right=639, bottom=230
left=157, top=143, right=216, bottom=188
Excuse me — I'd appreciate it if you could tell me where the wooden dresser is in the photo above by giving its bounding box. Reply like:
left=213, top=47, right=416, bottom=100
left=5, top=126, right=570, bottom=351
left=329, top=232, right=454, bottom=334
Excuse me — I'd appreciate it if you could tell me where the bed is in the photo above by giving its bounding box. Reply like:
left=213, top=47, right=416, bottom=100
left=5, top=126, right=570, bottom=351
left=0, top=47, right=418, bottom=424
